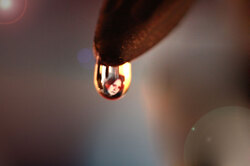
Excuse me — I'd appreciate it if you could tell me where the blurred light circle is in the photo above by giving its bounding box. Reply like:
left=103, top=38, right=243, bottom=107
left=0, top=0, right=12, bottom=10
left=0, top=0, right=27, bottom=24
left=77, top=48, right=92, bottom=64
left=184, top=106, right=250, bottom=166
left=77, top=48, right=95, bottom=70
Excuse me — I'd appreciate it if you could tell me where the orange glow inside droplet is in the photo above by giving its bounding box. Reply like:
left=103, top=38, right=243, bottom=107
left=118, top=62, right=132, bottom=93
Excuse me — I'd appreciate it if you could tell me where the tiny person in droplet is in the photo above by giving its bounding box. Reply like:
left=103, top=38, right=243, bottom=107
left=104, top=75, right=125, bottom=98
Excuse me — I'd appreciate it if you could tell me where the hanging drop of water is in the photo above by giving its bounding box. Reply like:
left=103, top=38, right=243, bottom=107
left=94, top=59, right=132, bottom=100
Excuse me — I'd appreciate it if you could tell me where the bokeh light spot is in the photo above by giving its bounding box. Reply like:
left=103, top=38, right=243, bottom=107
left=184, top=106, right=250, bottom=166
left=191, top=127, right=196, bottom=132
left=0, top=0, right=12, bottom=10
left=0, top=0, right=27, bottom=24
left=77, top=48, right=95, bottom=70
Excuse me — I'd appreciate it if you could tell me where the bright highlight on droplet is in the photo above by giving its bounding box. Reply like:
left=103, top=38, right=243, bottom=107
left=0, top=0, right=12, bottom=10
left=94, top=59, right=132, bottom=100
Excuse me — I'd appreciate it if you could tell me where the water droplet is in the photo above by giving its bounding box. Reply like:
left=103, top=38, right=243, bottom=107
left=94, top=59, right=132, bottom=100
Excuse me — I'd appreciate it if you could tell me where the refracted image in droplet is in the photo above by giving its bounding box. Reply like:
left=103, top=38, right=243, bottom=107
left=94, top=60, right=131, bottom=100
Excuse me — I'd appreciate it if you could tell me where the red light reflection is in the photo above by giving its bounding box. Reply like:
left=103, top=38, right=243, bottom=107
left=0, top=0, right=27, bottom=24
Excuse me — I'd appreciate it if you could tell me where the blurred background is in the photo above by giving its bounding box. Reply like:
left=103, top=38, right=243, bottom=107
left=0, top=0, right=249, bottom=166
left=0, top=0, right=158, bottom=165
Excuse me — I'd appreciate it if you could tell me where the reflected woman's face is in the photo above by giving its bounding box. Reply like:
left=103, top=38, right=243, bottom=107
left=107, top=79, right=122, bottom=96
